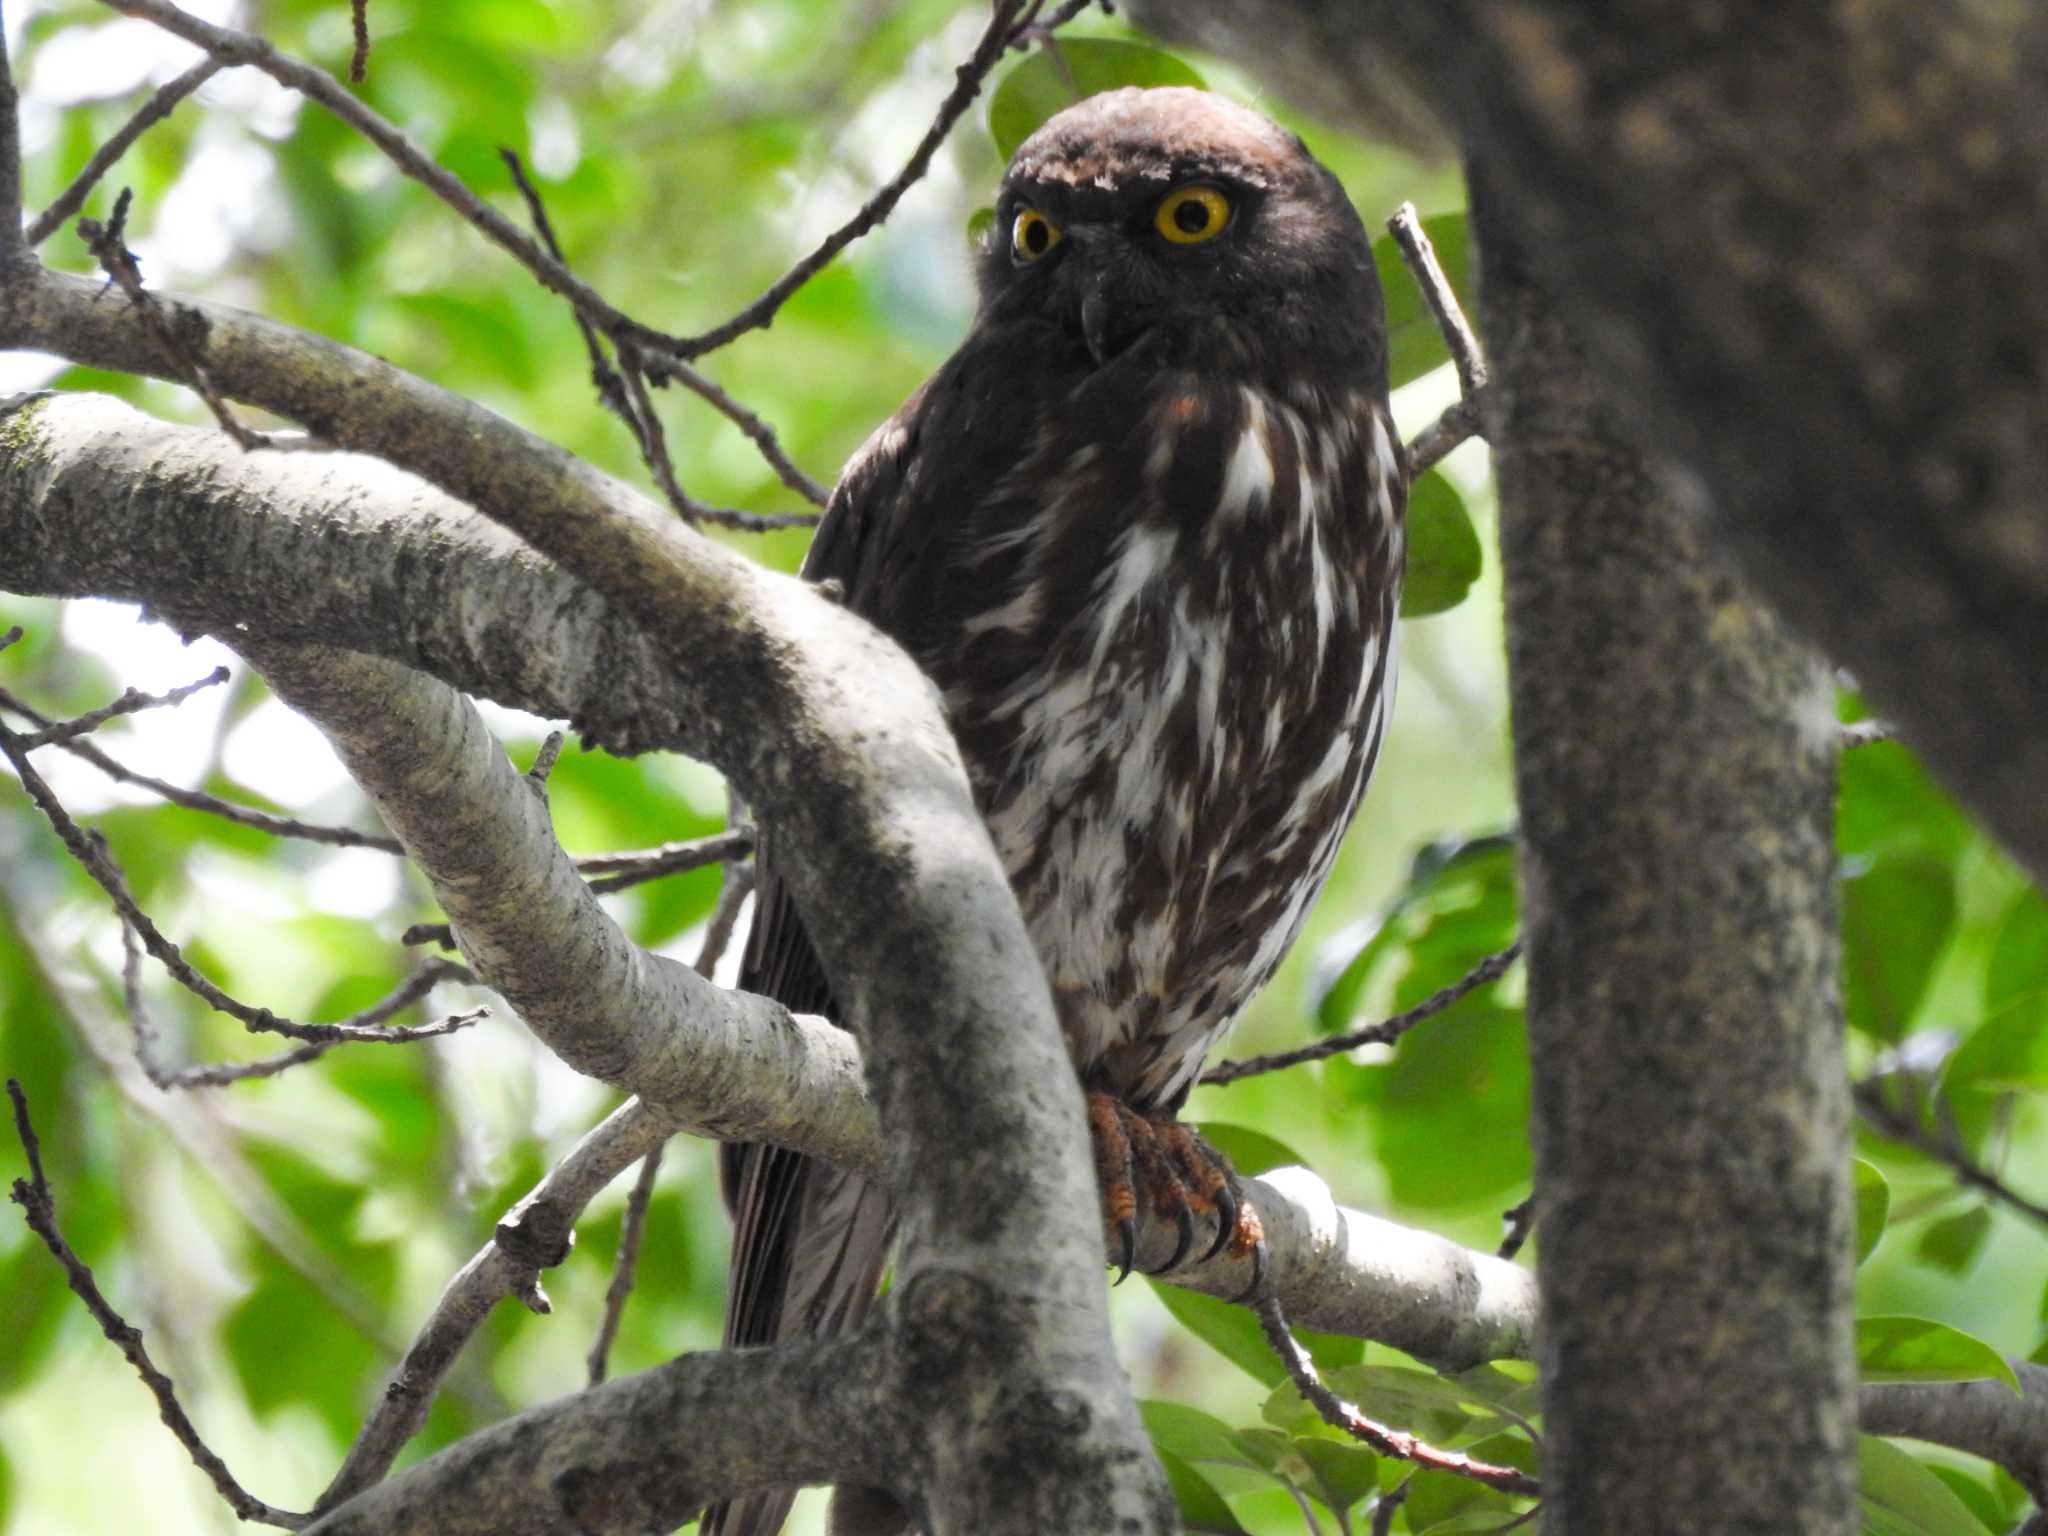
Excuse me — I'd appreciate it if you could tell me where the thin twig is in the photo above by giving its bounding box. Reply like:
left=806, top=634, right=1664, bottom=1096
left=348, top=0, right=371, bottom=83
left=0, top=17, right=22, bottom=262
left=26, top=58, right=226, bottom=244
left=1497, top=1193, right=1537, bottom=1261
left=124, top=919, right=478, bottom=1088
left=0, top=678, right=401, bottom=849
left=645, top=356, right=829, bottom=507
left=1854, top=1077, right=2048, bottom=1229
left=7, top=1080, right=309, bottom=1528
left=583, top=869, right=750, bottom=1384
left=0, top=719, right=479, bottom=1046
left=1404, top=392, right=1487, bottom=480
left=77, top=188, right=273, bottom=448
left=671, top=0, right=1045, bottom=360
left=1369, top=1481, right=1411, bottom=1536
left=525, top=728, right=566, bottom=787
left=582, top=827, right=756, bottom=896
left=1389, top=202, right=1487, bottom=398
left=1252, top=1283, right=1540, bottom=1499
left=1203, top=942, right=1521, bottom=1086
left=586, top=1143, right=662, bottom=1386
left=504, top=142, right=825, bottom=525
left=9, top=666, right=229, bottom=750
left=95, top=0, right=822, bottom=497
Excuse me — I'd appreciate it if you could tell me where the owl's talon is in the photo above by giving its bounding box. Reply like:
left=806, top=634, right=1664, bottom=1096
left=1229, top=1235, right=1270, bottom=1305
left=1203, top=1180, right=1238, bottom=1265
left=1114, top=1219, right=1137, bottom=1285
left=1149, top=1203, right=1196, bottom=1276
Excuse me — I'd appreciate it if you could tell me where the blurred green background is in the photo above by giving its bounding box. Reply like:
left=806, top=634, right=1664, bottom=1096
left=1, top=2, right=2042, bottom=1532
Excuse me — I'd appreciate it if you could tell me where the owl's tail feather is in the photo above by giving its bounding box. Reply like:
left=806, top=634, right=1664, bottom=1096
left=699, top=1148, right=896, bottom=1536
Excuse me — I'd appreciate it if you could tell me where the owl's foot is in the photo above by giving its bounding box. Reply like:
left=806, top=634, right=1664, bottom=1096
left=1086, top=1091, right=1266, bottom=1295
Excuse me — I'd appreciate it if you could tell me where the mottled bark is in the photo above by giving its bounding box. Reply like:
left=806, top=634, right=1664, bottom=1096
left=1125, top=0, right=2048, bottom=892
left=1479, top=177, right=1856, bottom=1534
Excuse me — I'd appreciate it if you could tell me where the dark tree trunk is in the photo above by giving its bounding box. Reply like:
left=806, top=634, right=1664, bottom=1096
left=1476, top=170, right=1856, bottom=1535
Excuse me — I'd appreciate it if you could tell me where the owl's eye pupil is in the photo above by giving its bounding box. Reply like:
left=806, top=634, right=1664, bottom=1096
left=1173, top=200, right=1210, bottom=235
left=1023, top=221, right=1049, bottom=254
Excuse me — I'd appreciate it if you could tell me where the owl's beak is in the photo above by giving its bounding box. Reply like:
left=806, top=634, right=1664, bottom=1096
left=1080, top=291, right=1114, bottom=366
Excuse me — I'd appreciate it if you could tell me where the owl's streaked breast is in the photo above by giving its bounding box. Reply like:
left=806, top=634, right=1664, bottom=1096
left=936, top=374, right=1404, bottom=1109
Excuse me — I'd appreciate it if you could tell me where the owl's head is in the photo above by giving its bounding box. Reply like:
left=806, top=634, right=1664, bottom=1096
left=978, top=86, right=1382, bottom=381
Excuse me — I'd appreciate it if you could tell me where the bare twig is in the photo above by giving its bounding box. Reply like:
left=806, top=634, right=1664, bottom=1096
left=348, top=0, right=371, bottom=83
left=1252, top=1284, right=1541, bottom=1499
left=1854, top=1077, right=2048, bottom=1229
left=95, top=0, right=823, bottom=497
left=77, top=188, right=273, bottom=448
left=1404, top=392, right=1487, bottom=480
left=0, top=17, right=21, bottom=262
left=7, top=1079, right=309, bottom=1529
left=9, top=665, right=228, bottom=750
left=586, top=868, right=755, bottom=1383
left=318, top=1099, right=675, bottom=1510
left=1840, top=718, right=1896, bottom=749
left=525, top=727, right=566, bottom=788
left=1369, top=1481, right=1411, bottom=1536
left=0, top=719, right=479, bottom=1046
left=671, top=0, right=1044, bottom=359
left=124, top=918, right=479, bottom=1088
left=1203, top=942, right=1521, bottom=1086
left=1497, top=1193, right=1536, bottom=1261
left=0, top=678, right=401, bottom=849
left=586, top=1142, right=663, bottom=1386
left=645, top=356, right=830, bottom=507
left=582, top=826, right=755, bottom=895
left=26, top=58, right=225, bottom=244
left=1389, top=202, right=1487, bottom=399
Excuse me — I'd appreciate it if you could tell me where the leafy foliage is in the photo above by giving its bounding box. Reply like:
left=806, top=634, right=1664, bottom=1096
left=0, top=5, right=2041, bottom=1535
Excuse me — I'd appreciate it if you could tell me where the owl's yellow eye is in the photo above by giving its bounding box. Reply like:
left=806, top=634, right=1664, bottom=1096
left=1154, top=185, right=1232, bottom=245
left=1011, top=207, right=1062, bottom=263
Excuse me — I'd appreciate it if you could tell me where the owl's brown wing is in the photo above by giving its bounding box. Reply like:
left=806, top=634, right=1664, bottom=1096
left=704, top=339, right=1055, bottom=1536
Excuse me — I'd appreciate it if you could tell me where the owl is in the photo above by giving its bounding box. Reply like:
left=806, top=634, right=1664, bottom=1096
left=706, top=86, right=1404, bottom=1536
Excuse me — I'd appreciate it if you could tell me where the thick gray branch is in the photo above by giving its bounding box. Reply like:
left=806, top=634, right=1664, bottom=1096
left=1864, top=1364, right=2048, bottom=1505
left=303, top=1327, right=900, bottom=1536
left=1126, top=0, right=2048, bottom=892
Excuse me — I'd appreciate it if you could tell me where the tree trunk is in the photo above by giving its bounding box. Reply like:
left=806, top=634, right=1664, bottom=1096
left=1477, top=170, right=1856, bottom=1535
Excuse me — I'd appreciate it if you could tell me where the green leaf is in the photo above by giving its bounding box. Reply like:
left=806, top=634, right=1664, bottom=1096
left=1372, top=212, right=1473, bottom=389
left=1140, top=1400, right=1262, bottom=1471
left=1860, top=1437, right=1994, bottom=1536
left=966, top=205, right=996, bottom=251
left=1856, top=1317, right=2019, bottom=1394
left=1843, top=853, right=1958, bottom=1041
left=1313, top=834, right=1517, bottom=1037
left=1401, top=470, right=1482, bottom=619
left=1156, top=1449, right=1253, bottom=1535
left=1914, top=1204, right=1992, bottom=1276
left=1152, top=1282, right=1286, bottom=1388
left=1295, top=1438, right=1378, bottom=1516
left=988, top=41, right=1206, bottom=160
left=1192, top=1122, right=1304, bottom=1177
left=1854, top=1158, right=1891, bottom=1265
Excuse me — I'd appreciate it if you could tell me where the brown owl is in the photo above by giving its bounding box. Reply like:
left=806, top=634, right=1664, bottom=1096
left=707, top=85, right=1403, bottom=1536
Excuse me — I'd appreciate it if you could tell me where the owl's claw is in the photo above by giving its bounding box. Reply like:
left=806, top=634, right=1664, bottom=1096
left=1152, top=1203, right=1197, bottom=1276
left=1086, top=1091, right=1263, bottom=1289
left=1203, top=1178, right=1240, bottom=1266
left=1114, top=1217, right=1138, bottom=1285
